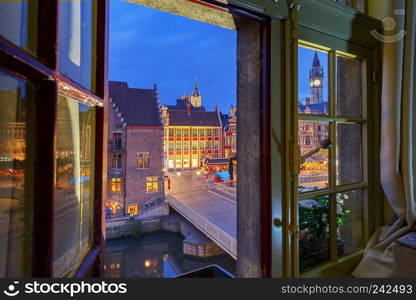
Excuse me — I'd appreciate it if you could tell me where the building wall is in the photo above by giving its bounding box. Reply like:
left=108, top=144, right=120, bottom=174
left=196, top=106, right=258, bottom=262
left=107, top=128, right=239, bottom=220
left=107, top=103, right=127, bottom=213
left=125, top=127, right=163, bottom=209
left=164, top=126, right=222, bottom=170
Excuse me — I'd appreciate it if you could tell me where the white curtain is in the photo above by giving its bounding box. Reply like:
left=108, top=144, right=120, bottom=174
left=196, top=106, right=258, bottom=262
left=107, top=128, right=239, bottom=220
left=352, top=0, right=416, bottom=277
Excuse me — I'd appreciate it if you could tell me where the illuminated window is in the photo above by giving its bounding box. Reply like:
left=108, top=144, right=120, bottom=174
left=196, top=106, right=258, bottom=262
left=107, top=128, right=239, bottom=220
left=199, top=141, right=205, bottom=150
left=200, top=128, right=205, bottom=137
left=168, top=142, right=174, bottom=150
left=183, top=128, right=189, bottom=137
left=146, top=177, right=159, bottom=192
left=176, top=142, right=182, bottom=150
left=176, top=128, right=182, bottom=137
left=213, top=128, right=219, bottom=137
left=111, top=153, right=122, bottom=169
left=137, top=152, right=150, bottom=169
left=128, top=205, right=139, bottom=216
left=169, top=128, right=174, bottom=137
left=192, top=141, right=198, bottom=150
left=192, top=128, right=198, bottom=137
left=206, top=141, right=212, bottom=149
left=111, top=178, right=122, bottom=193
left=207, top=129, right=212, bottom=137
left=184, top=141, right=189, bottom=150
left=214, top=140, right=220, bottom=149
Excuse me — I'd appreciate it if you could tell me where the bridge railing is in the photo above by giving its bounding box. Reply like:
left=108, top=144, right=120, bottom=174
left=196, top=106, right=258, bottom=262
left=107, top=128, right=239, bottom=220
left=167, top=196, right=237, bottom=259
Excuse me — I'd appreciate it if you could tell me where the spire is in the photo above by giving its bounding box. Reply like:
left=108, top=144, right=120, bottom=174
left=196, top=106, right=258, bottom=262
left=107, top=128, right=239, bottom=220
left=312, top=51, right=320, bottom=67
left=193, top=77, right=200, bottom=97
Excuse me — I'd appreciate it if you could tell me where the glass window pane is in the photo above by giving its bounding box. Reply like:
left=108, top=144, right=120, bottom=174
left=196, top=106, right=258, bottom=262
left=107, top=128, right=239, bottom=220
left=336, top=123, right=363, bottom=185
left=298, top=47, right=329, bottom=115
left=0, top=71, right=35, bottom=277
left=336, top=189, right=364, bottom=256
left=336, top=55, right=363, bottom=118
left=299, top=122, right=329, bottom=192
left=53, top=95, right=96, bottom=277
left=299, top=195, right=330, bottom=273
left=59, top=0, right=96, bottom=91
left=0, top=0, right=37, bottom=54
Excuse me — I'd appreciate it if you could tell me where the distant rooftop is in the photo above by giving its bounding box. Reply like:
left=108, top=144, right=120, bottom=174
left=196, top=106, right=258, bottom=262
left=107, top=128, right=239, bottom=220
left=168, top=109, right=221, bottom=127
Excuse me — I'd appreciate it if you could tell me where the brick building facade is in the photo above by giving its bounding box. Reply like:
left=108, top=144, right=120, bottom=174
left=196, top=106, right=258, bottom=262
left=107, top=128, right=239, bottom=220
left=161, top=82, right=223, bottom=170
left=107, top=81, right=163, bottom=215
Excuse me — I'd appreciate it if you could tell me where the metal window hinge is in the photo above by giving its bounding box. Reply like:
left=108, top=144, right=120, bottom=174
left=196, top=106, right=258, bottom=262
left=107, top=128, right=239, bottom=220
left=288, top=223, right=300, bottom=237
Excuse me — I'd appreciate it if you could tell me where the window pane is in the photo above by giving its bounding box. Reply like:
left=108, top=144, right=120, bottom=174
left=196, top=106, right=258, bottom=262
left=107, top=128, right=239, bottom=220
left=59, top=0, right=96, bottom=91
left=336, top=55, right=363, bottom=118
left=0, top=0, right=37, bottom=54
left=336, top=123, right=363, bottom=185
left=299, top=195, right=330, bottom=273
left=53, top=95, right=96, bottom=277
left=298, top=47, right=329, bottom=115
left=299, top=122, right=329, bottom=192
left=336, top=190, right=364, bottom=256
left=0, top=71, right=35, bottom=277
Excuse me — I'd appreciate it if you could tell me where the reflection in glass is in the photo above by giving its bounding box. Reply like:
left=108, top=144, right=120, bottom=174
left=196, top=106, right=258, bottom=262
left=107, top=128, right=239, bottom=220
left=337, top=123, right=363, bottom=185
left=59, top=0, right=95, bottom=91
left=0, top=71, right=34, bottom=277
left=299, top=195, right=330, bottom=273
left=337, top=55, right=363, bottom=118
left=0, top=0, right=37, bottom=54
left=336, top=189, right=363, bottom=256
left=298, top=47, right=329, bottom=115
left=53, top=95, right=95, bottom=277
left=299, top=122, right=329, bottom=192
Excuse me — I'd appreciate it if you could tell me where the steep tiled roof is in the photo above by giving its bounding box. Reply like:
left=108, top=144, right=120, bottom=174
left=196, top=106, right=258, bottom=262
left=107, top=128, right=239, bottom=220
left=168, top=109, right=221, bottom=127
left=109, top=81, right=161, bottom=127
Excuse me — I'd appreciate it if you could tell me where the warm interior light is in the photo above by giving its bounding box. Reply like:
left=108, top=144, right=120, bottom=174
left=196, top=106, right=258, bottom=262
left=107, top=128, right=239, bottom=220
left=144, top=260, right=151, bottom=268
left=176, top=172, right=181, bottom=176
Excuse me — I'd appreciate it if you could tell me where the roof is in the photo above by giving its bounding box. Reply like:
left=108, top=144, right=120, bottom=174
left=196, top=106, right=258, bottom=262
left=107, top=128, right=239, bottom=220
left=298, top=102, right=329, bottom=114
left=166, top=98, right=206, bottom=111
left=168, top=109, right=221, bottom=127
left=109, top=81, right=161, bottom=127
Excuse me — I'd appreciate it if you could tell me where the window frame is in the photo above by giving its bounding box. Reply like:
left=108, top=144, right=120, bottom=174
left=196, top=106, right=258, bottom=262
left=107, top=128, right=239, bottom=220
left=284, top=18, right=381, bottom=277
left=137, top=152, right=150, bottom=169
left=0, top=0, right=108, bottom=277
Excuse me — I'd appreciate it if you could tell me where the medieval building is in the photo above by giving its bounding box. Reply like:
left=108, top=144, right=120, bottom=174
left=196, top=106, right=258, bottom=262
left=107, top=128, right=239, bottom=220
left=162, top=82, right=223, bottom=170
left=222, top=105, right=237, bottom=159
left=107, top=81, right=163, bottom=216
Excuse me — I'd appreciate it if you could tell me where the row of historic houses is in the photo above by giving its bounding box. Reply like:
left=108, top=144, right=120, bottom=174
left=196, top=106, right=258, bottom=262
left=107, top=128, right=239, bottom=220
left=107, top=80, right=237, bottom=214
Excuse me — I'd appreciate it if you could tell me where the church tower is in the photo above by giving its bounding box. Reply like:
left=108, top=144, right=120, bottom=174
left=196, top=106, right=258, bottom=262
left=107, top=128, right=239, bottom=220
left=309, top=51, right=324, bottom=104
left=190, top=78, right=202, bottom=108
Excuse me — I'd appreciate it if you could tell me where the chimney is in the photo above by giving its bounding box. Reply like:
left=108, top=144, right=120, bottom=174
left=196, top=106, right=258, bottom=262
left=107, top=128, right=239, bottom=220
left=215, top=104, right=219, bottom=113
left=187, top=103, right=191, bottom=114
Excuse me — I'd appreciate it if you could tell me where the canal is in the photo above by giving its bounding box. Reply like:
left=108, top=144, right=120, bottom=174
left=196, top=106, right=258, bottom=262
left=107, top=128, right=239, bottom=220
left=104, top=231, right=236, bottom=278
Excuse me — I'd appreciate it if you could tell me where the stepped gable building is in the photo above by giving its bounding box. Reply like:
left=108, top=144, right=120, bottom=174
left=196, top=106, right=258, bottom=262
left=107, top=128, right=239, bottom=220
left=107, top=81, right=163, bottom=215
left=162, top=81, right=223, bottom=170
left=222, top=105, right=237, bottom=159
left=298, top=51, right=329, bottom=154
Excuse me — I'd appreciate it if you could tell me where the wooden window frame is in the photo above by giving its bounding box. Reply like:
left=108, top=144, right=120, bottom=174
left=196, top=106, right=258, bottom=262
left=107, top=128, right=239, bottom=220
left=0, top=0, right=109, bottom=277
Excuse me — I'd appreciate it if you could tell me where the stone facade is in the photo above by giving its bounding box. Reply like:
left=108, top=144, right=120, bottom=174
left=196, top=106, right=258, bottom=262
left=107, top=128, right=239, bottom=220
left=107, top=81, right=163, bottom=215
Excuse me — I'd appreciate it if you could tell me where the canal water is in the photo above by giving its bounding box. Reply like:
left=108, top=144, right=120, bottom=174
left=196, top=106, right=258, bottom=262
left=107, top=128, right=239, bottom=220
left=104, top=231, right=236, bottom=278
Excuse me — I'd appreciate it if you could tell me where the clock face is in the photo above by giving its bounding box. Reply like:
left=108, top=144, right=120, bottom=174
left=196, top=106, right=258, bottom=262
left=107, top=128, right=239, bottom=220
left=313, top=79, right=321, bottom=86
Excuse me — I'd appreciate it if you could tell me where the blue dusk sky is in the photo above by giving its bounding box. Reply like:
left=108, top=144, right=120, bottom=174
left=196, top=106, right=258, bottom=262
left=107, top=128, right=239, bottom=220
left=298, top=47, right=329, bottom=104
left=109, top=0, right=237, bottom=113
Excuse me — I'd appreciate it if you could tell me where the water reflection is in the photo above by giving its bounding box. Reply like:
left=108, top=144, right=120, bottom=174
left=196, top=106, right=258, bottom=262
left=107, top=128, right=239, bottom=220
left=104, top=232, right=236, bottom=278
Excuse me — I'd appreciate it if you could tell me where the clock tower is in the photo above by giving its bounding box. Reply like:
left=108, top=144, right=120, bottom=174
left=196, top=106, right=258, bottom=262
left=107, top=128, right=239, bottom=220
left=309, top=51, right=324, bottom=104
